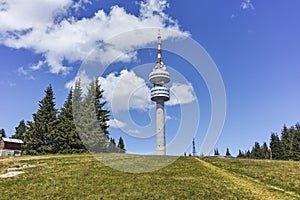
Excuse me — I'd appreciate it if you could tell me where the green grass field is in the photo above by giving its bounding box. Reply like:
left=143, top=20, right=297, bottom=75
left=0, top=154, right=299, bottom=199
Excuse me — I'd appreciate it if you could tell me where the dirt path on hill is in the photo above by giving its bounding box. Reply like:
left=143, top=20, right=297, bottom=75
left=195, top=157, right=299, bottom=200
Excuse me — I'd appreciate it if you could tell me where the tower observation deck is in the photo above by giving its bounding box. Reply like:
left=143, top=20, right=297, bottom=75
left=149, top=30, right=170, bottom=155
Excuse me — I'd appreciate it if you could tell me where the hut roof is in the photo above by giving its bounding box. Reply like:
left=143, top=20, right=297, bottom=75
left=2, top=137, right=24, bottom=144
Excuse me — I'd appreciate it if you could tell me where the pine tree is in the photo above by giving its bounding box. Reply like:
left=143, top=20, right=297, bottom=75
left=251, top=142, right=264, bottom=159
left=225, top=147, right=231, bottom=156
left=117, top=137, right=126, bottom=153
left=24, top=85, right=58, bottom=154
left=237, top=150, right=245, bottom=158
left=76, top=80, right=108, bottom=152
left=261, top=142, right=269, bottom=159
left=292, top=124, right=300, bottom=160
left=108, top=137, right=118, bottom=152
left=72, top=79, right=90, bottom=152
left=12, top=120, right=27, bottom=140
left=0, top=128, right=6, bottom=138
left=281, top=125, right=289, bottom=159
left=281, top=125, right=295, bottom=160
left=245, top=150, right=251, bottom=158
left=73, top=79, right=83, bottom=121
left=55, top=89, right=85, bottom=153
left=214, top=148, right=220, bottom=156
left=270, top=133, right=283, bottom=160
left=95, top=79, right=110, bottom=137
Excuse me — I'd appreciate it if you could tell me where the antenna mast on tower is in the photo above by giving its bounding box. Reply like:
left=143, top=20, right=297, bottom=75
left=157, top=29, right=162, bottom=63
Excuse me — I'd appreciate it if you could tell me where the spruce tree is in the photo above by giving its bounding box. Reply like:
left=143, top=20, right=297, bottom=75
left=281, top=125, right=295, bottom=160
left=0, top=128, right=6, bottom=138
left=251, top=142, right=264, bottom=159
left=214, top=148, right=220, bottom=156
left=95, top=79, right=110, bottom=137
left=24, top=85, right=58, bottom=154
left=73, top=79, right=83, bottom=122
left=117, top=137, right=126, bottom=153
left=292, top=124, right=300, bottom=160
left=261, top=142, right=269, bottom=159
left=225, top=147, right=231, bottom=156
left=237, top=150, right=245, bottom=158
left=12, top=120, right=27, bottom=140
left=76, top=80, right=108, bottom=152
left=270, top=133, right=283, bottom=160
left=55, top=89, right=85, bottom=153
left=245, top=150, right=251, bottom=158
left=108, top=137, right=118, bottom=152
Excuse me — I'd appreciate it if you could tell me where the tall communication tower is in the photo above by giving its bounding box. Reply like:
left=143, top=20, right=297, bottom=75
left=192, top=138, right=197, bottom=156
left=149, top=30, right=170, bottom=155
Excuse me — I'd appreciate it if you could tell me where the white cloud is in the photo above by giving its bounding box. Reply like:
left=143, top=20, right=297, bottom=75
left=72, top=0, right=92, bottom=12
left=0, top=0, right=188, bottom=75
left=240, top=0, right=254, bottom=10
left=65, top=69, right=151, bottom=113
left=166, top=115, right=176, bottom=121
left=98, top=69, right=151, bottom=112
left=65, top=69, right=151, bottom=112
left=140, top=0, right=169, bottom=20
left=0, top=0, right=72, bottom=31
left=108, top=119, right=126, bottom=128
left=66, top=70, right=197, bottom=112
left=166, top=82, right=196, bottom=106
left=17, top=67, right=36, bottom=80
left=30, top=60, right=45, bottom=71
left=128, top=129, right=141, bottom=134
left=98, top=72, right=196, bottom=110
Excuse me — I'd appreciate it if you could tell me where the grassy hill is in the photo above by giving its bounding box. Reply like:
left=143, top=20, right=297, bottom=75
left=0, top=154, right=299, bottom=199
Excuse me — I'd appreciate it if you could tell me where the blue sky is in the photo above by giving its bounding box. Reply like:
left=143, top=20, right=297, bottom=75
left=1, top=0, right=300, bottom=156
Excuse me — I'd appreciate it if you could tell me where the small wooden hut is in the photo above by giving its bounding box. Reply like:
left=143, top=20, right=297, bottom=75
left=0, top=137, right=24, bottom=156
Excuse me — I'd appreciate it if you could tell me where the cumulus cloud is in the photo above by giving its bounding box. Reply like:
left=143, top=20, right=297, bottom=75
left=166, top=82, right=196, bottom=106
left=66, top=69, right=196, bottom=112
left=0, top=0, right=71, bottom=31
left=98, top=69, right=151, bottom=112
left=65, top=69, right=151, bottom=112
left=108, top=119, right=126, bottom=128
left=0, top=0, right=188, bottom=75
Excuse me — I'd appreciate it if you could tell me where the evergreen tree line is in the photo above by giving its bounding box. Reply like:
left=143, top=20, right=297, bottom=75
left=11, top=80, right=126, bottom=155
left=237, top=124, right=300, bottom=161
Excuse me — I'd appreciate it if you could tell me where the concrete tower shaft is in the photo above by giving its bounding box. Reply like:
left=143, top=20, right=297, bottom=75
left=156, top=99, right=166, bottom=155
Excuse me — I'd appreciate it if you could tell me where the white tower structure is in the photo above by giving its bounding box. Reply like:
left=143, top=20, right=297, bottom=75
left=149, top=30, right=170, bottom=155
